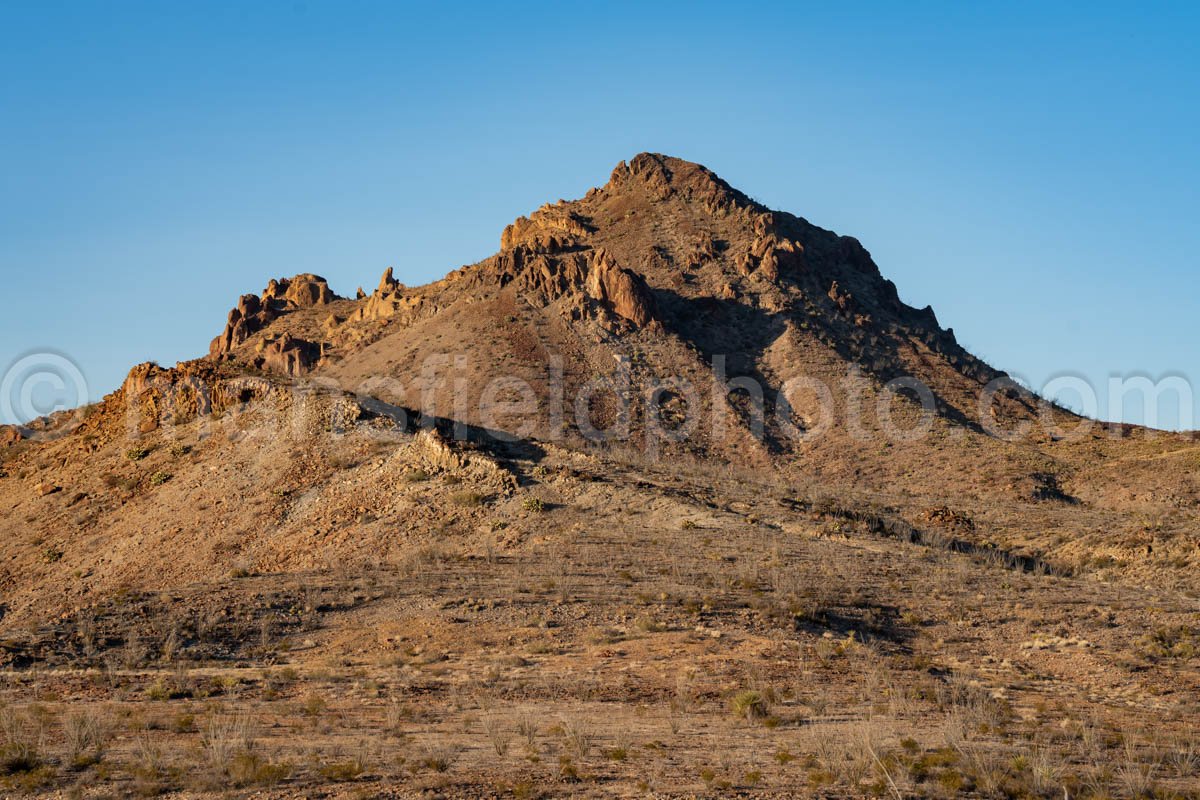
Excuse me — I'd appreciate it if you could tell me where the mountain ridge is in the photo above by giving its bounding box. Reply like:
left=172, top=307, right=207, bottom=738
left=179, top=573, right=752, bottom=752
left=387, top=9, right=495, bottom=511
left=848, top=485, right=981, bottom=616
left=191, top=153, right=1041, bottom=466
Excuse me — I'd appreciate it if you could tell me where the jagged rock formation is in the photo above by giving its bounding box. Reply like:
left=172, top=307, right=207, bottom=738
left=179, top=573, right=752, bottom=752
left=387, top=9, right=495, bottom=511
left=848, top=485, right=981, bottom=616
left=377, top=266, right=401, bottom=294
left=209, top=274, right=338, bottom=376
left=484, top=244, right=657, bottom=330
left=348, top=268, right=428, bottom=325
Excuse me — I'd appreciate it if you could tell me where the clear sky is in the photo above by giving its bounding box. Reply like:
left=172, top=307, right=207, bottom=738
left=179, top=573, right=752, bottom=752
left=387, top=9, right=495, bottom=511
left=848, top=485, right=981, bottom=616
left=2, top=1, right=1196, bottom=428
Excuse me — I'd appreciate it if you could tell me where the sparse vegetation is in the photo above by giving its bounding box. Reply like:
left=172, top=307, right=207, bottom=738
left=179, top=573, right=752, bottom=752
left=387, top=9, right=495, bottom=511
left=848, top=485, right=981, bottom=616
left=450, top=490, right=485, bottom=507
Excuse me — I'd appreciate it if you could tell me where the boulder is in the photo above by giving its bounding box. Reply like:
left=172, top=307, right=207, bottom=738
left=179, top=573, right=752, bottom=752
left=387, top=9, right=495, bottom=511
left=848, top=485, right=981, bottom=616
left=280, top=274, right=336, bottom=307
left=584, top=249, right=657, bottom=327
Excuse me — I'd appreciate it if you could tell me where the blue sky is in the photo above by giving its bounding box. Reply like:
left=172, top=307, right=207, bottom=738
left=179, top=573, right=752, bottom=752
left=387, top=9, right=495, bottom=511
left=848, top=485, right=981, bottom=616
left=1, top=1, right=1196, bottom=428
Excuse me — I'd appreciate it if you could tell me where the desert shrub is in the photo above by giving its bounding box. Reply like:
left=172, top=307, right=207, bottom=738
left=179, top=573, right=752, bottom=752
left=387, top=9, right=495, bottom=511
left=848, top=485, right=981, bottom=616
left=0, top=707, right=44, bottom=774
left=404, top=468, right=430, bottom=482
left=126, top=446, right=150, bottom=461
left=171, top=713, right=197, bottom=734
left=63, top=709, right=109, bottom=769
left=131, top=732, right=166, bottom=793
left=731, top=690, right=770, bottom=721
left=168, top=443, right=190, bottom=457
left=200, top=713, right=254, bottom=775
left=144, top=677, right=174, bottom=701
left=560, top=718, right=593, bottom=758
left=229, top=752, right=291, bottom=787
left=481, top=715, right=510, bottom=757
left=317, top=758, right=364, bottom=781
left=515, top=714, right=538, bottom=751
left=415, top=749, right=453, bottom=773
left=301, top=692, right=327, bottom=717
left=450, top=490, right=484, bottom=507
left=1138, top=626, right=1196, bottom=660
left=103, top=474, right=137, bottom=492
left=522, top=497, right=546, bottom=513
left=149, top=471, right=172, bottom=486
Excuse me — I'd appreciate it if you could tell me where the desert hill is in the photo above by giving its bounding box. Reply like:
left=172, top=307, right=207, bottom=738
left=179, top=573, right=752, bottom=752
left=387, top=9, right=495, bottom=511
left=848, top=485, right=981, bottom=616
left=0, top=154, right=1196, bottom=798
left=207, top=153, right=1025, bottom=463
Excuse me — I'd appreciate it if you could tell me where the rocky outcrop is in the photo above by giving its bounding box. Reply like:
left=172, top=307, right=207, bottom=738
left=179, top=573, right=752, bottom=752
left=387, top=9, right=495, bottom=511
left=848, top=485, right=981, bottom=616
left=608, top=152, right=757, bottom=217
left=584, top=248, right=656, bottom=327
left=411, top=429, right=517, bottom=494
left=263, top=274, right=336, bottom=308
left=210, top=293, right=272, bottom=356
left=489, top=242, right=656, bottom=330
left=105, top=361, right=271, bottom=435
left=95, top=357, right=377, bottom=437
left=255, top=334, right=322, bottom=377
left=344, top=267, right=427, bottom=325
left=209, top=274, right=338, bottom=367
left=501, top=204, right=594, bottom=252
left=737, top=234, right=805, bottom=282
left=0, top=425, right=24, bottom=448
left=377, top=267, right=400, bottom=294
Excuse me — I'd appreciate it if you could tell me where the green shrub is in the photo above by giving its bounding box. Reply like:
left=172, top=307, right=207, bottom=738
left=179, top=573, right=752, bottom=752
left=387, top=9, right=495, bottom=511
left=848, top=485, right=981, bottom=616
left=522, top=497, right=546, bottom=513
left=144, top=677, right=174, bottom=701
left=730, top=689, right=770, bottom=721
left=126, top=446, right=150, bottom=461
left=149, top=471, right=172, bottom=486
